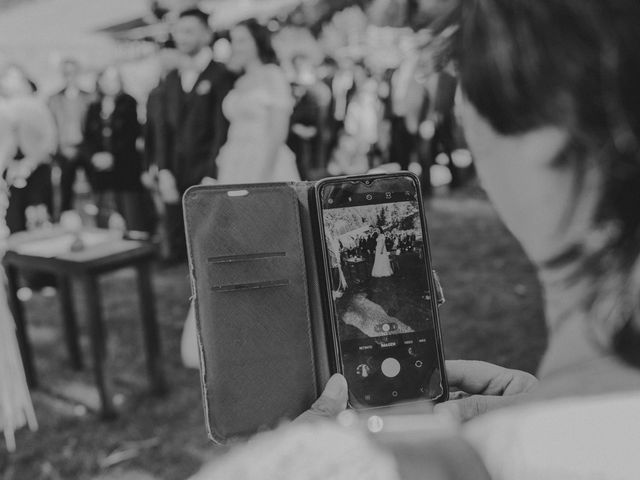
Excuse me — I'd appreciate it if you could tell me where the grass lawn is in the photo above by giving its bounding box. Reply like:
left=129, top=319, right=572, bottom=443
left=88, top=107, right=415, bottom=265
left=0, top=187, right=547, bottom=480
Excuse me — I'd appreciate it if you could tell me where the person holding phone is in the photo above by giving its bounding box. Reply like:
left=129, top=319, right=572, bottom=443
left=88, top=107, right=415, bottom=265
left=298, top=1, right=640, bottom=478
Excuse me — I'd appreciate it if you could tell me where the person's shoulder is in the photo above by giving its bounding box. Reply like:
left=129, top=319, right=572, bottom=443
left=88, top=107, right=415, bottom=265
left=464, top=391, right=640, bottom=480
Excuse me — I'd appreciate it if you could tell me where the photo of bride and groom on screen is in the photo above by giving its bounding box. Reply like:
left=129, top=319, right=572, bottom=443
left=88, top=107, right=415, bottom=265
left=323, top=201, right=434, bottom=341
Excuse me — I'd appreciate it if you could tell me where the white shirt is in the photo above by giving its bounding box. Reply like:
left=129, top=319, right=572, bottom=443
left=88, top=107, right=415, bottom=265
left=180, top=48, right=213, bottom=93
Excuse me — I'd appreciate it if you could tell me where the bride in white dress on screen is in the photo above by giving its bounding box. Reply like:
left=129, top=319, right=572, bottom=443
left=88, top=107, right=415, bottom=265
left=215, top=19, right=300, bottom=184
left=181, top=20, right=299, bottom=368
left=371, top=230, right=393, bottom=278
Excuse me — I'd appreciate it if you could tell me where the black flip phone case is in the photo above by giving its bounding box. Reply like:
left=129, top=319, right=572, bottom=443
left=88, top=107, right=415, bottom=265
left=183, top=182, right=444, bottom=445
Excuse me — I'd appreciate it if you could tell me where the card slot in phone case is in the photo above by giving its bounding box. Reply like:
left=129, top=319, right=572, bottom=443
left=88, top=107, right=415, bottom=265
left=204, top=273, right=317, bottom=441
left=207, top=255, right=295, bottom=290
left=211, top=279, right=290, bottom=292
left=208, top=252, right=287, bottom=264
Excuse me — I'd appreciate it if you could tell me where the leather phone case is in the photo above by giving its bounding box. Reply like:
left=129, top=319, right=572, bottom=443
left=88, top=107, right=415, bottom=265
left=183, top=182, right=444, bottom=445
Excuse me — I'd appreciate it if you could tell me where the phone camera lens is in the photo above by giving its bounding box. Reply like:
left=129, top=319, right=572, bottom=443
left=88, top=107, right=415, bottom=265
left=364, top=180, right=372, bottom=185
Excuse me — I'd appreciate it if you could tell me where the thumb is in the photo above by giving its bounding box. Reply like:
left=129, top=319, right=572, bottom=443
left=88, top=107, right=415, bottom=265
left=434, top=394, right=523, bottom=423
left=296, top=374, right=348, bottom=423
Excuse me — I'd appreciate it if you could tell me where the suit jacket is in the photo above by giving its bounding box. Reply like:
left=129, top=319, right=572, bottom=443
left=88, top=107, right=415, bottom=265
left=81, top=93, right=143, bottom=192
left=144, top=81, right=167, bottom=171
left=287, top=80, right=332, bottom=174
left=162, top=61, right=235, bottom=192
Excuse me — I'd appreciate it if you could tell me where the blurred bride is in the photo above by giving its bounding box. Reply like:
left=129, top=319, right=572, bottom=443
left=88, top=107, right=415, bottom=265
left=371, top=229, right=393, bottom=278
left=181, top=20, right=299, bottom=368
left=215, top=19, right=299, bottom=183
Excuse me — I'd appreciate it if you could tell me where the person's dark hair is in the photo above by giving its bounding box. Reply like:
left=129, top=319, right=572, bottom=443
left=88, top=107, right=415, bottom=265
left=179, top=7, right=210, bottom=27
left=434, top=0, right=640, bottom=365
left=236, top=19, right=279, bottom=65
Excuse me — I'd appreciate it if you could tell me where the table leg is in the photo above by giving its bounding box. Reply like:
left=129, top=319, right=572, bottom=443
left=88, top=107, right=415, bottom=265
left=136, top=261, right=167, bottom=394
left=5, top=265, right=37, bottom=388
left=57, top=275, right=83, bottom=370
left=80, top=274, right=116, bottom=419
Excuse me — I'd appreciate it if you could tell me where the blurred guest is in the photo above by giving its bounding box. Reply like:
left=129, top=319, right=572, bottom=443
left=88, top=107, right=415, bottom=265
left=300, top=2, right=640, bottom=479
left=160, top=8, right=234, bottom=259
left=144, top=50, right=174, bottom=177
left=317, top=56, right=342, bottom=161
left=48, top=58, right=92, bottom=217
left=421, top=57, right=459, bottom=189
left=143, top=47, right=182, bottom=256
left=328, top=63, right=382, bottom=175
left=215, top=19, right=299, bottom=183
left=81, top=67, right=149, bottom=231
left=330, top=57, right=357, bottom=140
left=388, top=52, right=419, bottom=170
left=287, top=53, right=332, bottom=180
left=0, top=66, right=56, bottom=233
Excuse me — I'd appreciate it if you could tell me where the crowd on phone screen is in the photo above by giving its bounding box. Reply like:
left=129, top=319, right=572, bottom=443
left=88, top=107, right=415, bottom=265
left=0, top=6, right=466, bottom=262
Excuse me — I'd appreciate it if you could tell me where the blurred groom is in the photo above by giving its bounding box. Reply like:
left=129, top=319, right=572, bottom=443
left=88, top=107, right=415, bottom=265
left=158, top=7, right=235, bottom=260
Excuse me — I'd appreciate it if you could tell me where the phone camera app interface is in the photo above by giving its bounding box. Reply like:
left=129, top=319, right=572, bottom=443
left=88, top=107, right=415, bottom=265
left=322, top=178, right=444, bottom=406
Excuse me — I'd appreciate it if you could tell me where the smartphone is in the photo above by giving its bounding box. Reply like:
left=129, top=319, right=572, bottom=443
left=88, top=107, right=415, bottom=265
left=315, top=173, right=448, bottom=408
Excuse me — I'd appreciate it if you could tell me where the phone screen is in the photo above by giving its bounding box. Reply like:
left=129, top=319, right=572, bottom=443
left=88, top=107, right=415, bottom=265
left=318, top=175, right=445, bottom=407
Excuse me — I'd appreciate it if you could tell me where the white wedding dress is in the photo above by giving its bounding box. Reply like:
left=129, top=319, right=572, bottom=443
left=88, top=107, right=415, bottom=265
left=371, top=235, right=393, bottom=278
left=216, top=64, right=300, bottom=184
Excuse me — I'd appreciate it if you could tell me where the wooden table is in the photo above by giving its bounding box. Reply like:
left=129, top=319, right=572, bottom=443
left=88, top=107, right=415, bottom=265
left=3, top=228, right=167, bottom=419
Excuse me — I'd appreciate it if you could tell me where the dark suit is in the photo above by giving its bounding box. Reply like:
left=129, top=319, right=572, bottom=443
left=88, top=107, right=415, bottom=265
left=48, top=87, right=92, bottom=215
left=161, top=61, right=234, bottom=192
left=161, top=60, right=235, bottom=259
left=144, top=81, right=167, bottom=171
left=287, top=80, right=332, bottom=180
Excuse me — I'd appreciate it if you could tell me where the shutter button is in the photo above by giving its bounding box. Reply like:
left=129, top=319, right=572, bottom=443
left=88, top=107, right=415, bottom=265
left=381, top=358, right=401, bottom=378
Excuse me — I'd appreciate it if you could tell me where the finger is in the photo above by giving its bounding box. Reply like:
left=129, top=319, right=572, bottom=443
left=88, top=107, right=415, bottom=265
left=295, top=374, right=348, bottom=423
left=434, top=394, right=524, bottom=423
left=445, top=360, right=536, bottom=396
left=445, top=360, right=509, bottom=393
